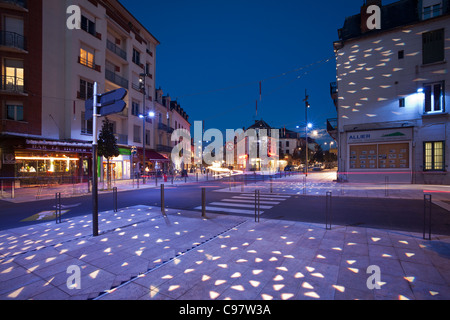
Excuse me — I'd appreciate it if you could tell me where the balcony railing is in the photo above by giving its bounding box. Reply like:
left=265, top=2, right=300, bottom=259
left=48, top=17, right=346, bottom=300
left=0, top=30, right=26, bottom=51
left=106, top=40, right=127, bottom=60
left=78, top=56, right=101, bottom=72
left=1, top=75, right=24, bottom=93
left=158, top=122, right=174, bottom=133
left=105, top=69, right=128, bottom=88
left=114, top=134, right=128, bottom=145
left=157, top=145, right=173, bottom=153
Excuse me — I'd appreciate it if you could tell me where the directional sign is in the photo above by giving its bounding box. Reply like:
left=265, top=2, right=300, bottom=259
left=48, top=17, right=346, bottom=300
left=85, top=88, right=127, bottom=120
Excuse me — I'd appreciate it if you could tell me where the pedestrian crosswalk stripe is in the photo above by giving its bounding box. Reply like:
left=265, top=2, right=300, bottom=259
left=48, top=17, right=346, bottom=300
left=222, top=199, right=280, bottom=205
left=232, top=196, right=289, bottom=201
left=194, top=206, right=261, bottom=215
left=239, top=194, right=291, bottom=198
left=209, top=202, right=273, bottom=210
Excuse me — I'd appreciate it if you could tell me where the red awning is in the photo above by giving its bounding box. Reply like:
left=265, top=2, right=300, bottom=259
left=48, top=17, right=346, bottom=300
left=145, top=150, right=170, bottom=162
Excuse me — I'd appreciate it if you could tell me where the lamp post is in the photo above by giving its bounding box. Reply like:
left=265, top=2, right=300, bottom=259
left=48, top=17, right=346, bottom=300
left=303, top=90, right=311, bottom=177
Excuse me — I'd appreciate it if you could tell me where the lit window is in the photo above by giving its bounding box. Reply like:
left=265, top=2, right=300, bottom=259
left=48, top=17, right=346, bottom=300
left=424, top=141, right=445, bottom=171
left=80, top=48, right=95, bottom=69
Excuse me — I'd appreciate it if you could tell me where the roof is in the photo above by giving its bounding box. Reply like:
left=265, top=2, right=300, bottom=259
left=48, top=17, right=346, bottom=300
left=337, top=0, right=450, bottom=43
left=246, top=119, right=273, bottom=130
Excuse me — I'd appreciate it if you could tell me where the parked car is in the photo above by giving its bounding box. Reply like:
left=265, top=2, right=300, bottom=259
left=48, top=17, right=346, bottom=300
left=284, top=165, right=298, bottom=172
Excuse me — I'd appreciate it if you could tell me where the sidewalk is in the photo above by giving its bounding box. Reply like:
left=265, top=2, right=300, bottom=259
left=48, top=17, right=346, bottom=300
left=0, top=173, right=225, bottom=204
left=1, top=203, right=449, bottom=300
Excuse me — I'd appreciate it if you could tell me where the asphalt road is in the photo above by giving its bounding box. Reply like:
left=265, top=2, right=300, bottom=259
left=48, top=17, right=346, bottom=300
left=1, top=179, right=450, bottom=236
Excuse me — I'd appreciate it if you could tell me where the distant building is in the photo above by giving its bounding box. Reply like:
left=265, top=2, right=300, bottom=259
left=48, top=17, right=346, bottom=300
left=329, top=0, right=450, bottom=184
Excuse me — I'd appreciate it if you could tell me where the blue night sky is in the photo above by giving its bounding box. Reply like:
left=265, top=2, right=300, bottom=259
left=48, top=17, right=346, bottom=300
left=123, top=0, right=398, bottom=146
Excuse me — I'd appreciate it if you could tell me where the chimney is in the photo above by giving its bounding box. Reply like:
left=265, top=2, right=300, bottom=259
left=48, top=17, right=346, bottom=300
left=361, top=0, right=382, bottom=34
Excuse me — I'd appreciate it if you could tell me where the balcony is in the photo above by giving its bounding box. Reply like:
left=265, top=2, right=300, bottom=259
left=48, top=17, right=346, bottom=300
left=1, top=75, right=25, bottom=94
left=105, top=69, right=128, bottom=89
left=106, top=40, right=127, bottom=60
left=158, top=122, right=174, bottom=133
left=157, top=145, right=173, bottom=153
left=327, top=118, right=338, bottom=141
left=78, top=56, right=101, bottom=72
left=0, top=30, right=27, bottom=52
left=114, top=134, right=128, bottom=145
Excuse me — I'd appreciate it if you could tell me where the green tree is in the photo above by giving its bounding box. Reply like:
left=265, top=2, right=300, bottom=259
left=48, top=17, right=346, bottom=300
left=98, top=118, right=119, bottom=190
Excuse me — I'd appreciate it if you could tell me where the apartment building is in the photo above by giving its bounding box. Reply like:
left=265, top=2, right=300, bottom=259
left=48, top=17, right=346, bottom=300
left=0, top=0, right=168, bottom=182
left=153, top=88, right=190, bottom=172
left=0, top=0, right=43, bottom=180
left=329, top=0, right=450, bottom=184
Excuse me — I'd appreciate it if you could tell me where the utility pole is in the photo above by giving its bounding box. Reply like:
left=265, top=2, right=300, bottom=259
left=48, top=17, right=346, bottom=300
left=92, top=82, right=99, bottom=237
left=303, top=90, right=310, bottom=177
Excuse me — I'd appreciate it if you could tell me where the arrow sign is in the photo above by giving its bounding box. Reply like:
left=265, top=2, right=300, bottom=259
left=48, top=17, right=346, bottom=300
left=98, top=88, right=127, bottom=107
left=85, top=88, right=128, bottom=120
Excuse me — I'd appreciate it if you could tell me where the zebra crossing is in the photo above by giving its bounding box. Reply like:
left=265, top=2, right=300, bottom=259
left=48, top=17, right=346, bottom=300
left=193, top=193, right=291, bottom=216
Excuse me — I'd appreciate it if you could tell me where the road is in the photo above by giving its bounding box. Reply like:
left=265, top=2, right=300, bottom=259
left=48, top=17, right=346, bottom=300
left=0, top=177, right=449, bottom=236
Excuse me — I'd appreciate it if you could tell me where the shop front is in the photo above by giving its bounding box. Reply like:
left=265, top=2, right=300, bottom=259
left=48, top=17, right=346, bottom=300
left=344, top=127, right=413, bottom=183
left=10, top=139, right=92, bottom=186
left=101, top=148, right=131, bottom=181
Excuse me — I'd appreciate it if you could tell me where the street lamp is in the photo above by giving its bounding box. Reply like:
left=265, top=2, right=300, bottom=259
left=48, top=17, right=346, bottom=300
left=139, top=111, right=155, bottom=179
left=304, top=91, right=311, bottom=177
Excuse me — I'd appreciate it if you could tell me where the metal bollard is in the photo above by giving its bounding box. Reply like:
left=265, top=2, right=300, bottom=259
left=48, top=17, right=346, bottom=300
left=202, top=188, right=206, bottom=218
left=161, top=184, right=166, bottom=216
left=385, top=176, right=389, bottom=197
left=325, top=191, right=332, bottom=230
left=113, top=187, right=118, bottom=213
left=423, top=194, right=432, bottom=240
left=55, top=192, right=62, bottom=224
left=254, top=190, right=260, bottom=223
left=303, top=176, right=306, bottom=195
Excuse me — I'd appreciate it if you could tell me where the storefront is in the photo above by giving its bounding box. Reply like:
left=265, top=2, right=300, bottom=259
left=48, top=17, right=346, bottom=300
left=10, top=139, right=92, bottom=186
left=101, top=148, right=131, bottom=181
left=345, top=128, right=413, bottom=183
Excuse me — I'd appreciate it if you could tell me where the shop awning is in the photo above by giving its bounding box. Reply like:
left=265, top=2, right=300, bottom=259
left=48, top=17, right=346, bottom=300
left=142, top=149, right=170, bottom=162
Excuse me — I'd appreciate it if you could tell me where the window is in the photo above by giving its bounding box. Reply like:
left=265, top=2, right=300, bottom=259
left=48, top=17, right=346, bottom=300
left=131, top=101, right=140, bottom=116
left=424, top=81, right=444, bottom=113
left=81, top=111, right=93, bottom=134
left=133, top=125, right=141, bottom=143
left=132, top=49, right=141, bottom=65
left=422, top=29, right=444, bottom=65
left=423, top=4, right=442, bottom=20
left=398, top=50, right=404, bottom=60
left=6, top=103, right=24, bottom=121
left=424, top=141, right=445, bottom=171
left=399, top=98, right=405, bottom=108
left=79, top=79, right=94, bottom=100
left=81, top=15, right=96, bottom=36
left=80, top=48, right=95, bottom=69
left=3, top=59, right=24, bottom=92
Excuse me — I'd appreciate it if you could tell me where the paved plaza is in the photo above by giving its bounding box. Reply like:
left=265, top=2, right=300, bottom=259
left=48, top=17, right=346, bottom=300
left=1, top=201, right=449, bottom=300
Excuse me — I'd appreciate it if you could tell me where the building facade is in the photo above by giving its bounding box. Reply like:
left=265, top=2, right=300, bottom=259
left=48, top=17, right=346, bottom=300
left=330, top=0, right=450, bottom=184
left=1, top=0, right=190, bottom=184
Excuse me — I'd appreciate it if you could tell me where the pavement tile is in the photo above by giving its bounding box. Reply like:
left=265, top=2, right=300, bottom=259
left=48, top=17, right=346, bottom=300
left=0, top=194, right=449, bottom=301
